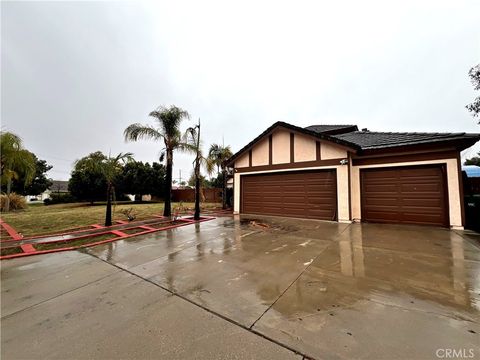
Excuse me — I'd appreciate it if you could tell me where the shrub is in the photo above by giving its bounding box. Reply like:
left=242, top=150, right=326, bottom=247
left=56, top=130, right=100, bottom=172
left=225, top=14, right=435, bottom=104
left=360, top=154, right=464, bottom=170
left=44, top=193, right=77, bottom=205
left=0, top=193, right=27, bottom=212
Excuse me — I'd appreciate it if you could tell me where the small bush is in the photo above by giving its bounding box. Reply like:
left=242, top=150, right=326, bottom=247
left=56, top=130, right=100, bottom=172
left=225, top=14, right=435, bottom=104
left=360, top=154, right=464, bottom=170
left=0, top=193, right=27, bottom=212
left=44, top=193, right=77, bottom=205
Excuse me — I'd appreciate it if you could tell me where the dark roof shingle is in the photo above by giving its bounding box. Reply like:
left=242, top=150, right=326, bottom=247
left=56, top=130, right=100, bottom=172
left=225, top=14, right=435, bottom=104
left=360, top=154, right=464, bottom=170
left=333, top=131, right=480, bottom=150
left=49, top=180, right=69, bottom=192
left=305, top=124, right=358, bottom=135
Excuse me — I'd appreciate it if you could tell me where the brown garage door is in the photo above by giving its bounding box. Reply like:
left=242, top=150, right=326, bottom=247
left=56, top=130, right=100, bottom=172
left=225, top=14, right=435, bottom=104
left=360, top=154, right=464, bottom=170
left=361, top=165, right=448, bottom=226
left=241, top=170, right=337, bottom=220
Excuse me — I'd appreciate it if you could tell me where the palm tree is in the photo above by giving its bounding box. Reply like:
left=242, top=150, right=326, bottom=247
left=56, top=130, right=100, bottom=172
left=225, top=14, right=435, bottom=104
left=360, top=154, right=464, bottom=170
left=78, top=152, right=133, bottom=226
left=124, top=105, right=190, bottom=217
left=0, top=131, right=36, bottom=212
left=184, top=119, right=214, bottom=220
left=208, top=143, right=233, bottom=209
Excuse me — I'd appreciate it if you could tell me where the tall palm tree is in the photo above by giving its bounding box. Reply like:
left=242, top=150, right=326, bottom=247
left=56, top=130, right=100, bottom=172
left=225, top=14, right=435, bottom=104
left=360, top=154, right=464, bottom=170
left=124, top=105, right=190, bottom=217
left=79, top=152, right=133, bottom=226
left=0, top=131, right=36, bottom=212
left=184, top=119, right=214, bottom=220
left=208, top=143, right=233, bottom=209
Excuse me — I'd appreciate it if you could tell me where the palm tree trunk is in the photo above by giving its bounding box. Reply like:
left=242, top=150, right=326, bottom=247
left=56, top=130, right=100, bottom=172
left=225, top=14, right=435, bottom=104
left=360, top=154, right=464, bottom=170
left=194, top=165, right=200, bottom=220
left=5, top=178, right=12, bottom=212
left=221, top=167, right=227, bottom=209
left=105, top=183, right=112, bottom=226
left=164, top=149, right=173, bottom=217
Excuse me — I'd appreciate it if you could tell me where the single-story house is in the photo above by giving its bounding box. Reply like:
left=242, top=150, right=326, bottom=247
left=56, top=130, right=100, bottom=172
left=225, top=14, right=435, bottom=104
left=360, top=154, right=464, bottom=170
left=26, top=180, right=69, bottom=202
left=226, top=122, right=480, bottom=229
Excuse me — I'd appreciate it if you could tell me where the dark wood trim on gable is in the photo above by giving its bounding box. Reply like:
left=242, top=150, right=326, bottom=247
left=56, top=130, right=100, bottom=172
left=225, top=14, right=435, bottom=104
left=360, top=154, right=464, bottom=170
left=352, top=150, right=457, bottom=166
left=235, top=158, right=343, bottom=173
left=248, top=150, right=252, bottom=167
left=316, top=141, right=321, bottom=161
left=269, top=134, right=273, bottom=165
left=290, top=133, right=294, bottom=163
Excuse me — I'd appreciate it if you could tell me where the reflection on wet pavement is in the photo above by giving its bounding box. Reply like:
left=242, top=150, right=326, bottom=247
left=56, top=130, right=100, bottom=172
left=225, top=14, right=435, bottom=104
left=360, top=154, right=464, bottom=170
left=65, top=216, right=480, bottom=358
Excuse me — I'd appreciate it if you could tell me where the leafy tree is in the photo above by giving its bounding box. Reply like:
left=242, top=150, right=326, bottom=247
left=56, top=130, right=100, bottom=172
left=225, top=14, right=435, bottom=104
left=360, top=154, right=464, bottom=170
left=151, top=162, right=168, bottom=198
left=208, top=143, right=233, bottom=209
left=464, top=152, right=480, bottom=166
left=466, top=64, right=480, bottom=122
left=206, top=172, right=224, bottom=188
left=188, top=173, right=208, bottom=188
left=12, top=154, right=53, bottom=196
left=0, top=131, right=36, bottom=211
left=183, top=119, right=214, bottom=220
left=77, top=152, right=133, bottom=226
left=124, top=105, right=190, bottom=217
left=116, top=161, right=166, bottom=200
left=69, top=152, right=108, bottom=204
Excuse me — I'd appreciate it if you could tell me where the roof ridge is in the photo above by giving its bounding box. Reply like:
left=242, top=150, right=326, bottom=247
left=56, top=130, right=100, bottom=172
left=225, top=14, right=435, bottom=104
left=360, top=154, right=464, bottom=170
left=341, top=131, right=466, bottom=136
left=306, top=124, right=357, bottom=127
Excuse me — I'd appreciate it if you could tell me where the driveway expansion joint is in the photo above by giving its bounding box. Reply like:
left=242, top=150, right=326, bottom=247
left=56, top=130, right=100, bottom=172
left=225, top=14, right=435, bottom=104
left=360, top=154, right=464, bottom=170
left=83, top=250, right=310, bottom=359
left=0, top=268, right=121, bottom=320
left=249, top=223, right=353, bottom=330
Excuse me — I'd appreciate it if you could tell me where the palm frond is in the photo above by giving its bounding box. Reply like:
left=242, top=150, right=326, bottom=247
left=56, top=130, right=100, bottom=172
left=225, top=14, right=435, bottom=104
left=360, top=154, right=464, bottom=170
left=150, top=105, right=190, bottom=141
left=124, top=123, right=162, bottom=142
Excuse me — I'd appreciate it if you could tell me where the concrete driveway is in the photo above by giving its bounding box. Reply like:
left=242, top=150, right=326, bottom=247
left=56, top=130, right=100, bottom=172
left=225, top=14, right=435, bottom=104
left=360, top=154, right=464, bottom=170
left=2, top=216, right=479, bottom=359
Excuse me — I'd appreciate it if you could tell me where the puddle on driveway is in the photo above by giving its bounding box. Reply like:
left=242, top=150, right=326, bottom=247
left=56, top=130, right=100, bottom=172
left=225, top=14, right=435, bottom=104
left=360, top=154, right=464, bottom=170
left=82, top=215, right=479, bottom=358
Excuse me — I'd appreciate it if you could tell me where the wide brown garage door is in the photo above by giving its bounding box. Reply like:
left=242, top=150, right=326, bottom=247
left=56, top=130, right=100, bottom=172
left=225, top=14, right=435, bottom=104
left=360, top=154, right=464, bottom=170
left=361, top=165, right=448, bottom=226
left=241, top=170, right=337, bottom=220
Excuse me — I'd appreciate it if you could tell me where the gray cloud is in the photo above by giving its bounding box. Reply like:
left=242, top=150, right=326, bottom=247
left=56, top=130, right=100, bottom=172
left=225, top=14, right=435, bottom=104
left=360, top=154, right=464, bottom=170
left=2, top=0, right=479, bottom=181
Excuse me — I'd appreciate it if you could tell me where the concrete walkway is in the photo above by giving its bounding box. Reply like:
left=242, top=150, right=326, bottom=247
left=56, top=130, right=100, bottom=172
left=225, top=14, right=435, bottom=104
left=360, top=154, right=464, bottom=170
left=1, top=216, right=479, bottom=359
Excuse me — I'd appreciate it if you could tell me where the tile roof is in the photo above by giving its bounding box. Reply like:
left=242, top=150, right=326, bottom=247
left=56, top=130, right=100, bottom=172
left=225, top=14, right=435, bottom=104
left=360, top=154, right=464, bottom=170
left=226, top=121, right=480, bottom=166
left=49, top=180, right=69, bottom=192
left=332, top=131, right=480, bottom=150
left=304, top=125, right=358, bottom=135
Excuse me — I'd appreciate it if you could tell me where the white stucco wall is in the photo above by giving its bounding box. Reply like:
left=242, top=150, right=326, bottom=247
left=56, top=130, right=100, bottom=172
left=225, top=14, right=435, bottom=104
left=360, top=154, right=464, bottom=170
left=235, top=153, right=249, bottom=168
left=321, top=142, right=347, bottom=159
left=294, top=133, right=316, bottom=162
left=350, top=158, right=462, bottom=228
left=272, top=130, right=290, bottom=164
left=251, top=138, right=269, bottom=166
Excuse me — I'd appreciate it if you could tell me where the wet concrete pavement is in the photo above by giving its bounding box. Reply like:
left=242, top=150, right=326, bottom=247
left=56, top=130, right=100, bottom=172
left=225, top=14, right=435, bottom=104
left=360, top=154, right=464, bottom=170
left=2, top=216, right=479, bottom=359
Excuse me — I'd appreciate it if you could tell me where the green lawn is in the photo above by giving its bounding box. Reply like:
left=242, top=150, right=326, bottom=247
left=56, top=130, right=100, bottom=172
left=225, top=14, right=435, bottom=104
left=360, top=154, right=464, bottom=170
left=0, top=202, right=220, bottom=237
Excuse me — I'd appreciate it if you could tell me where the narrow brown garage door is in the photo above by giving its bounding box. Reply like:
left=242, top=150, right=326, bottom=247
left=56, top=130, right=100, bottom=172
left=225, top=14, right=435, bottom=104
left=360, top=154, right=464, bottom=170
left=361, top=165, right=448, bottom=226
left=241, top=170, right=337, bottom=220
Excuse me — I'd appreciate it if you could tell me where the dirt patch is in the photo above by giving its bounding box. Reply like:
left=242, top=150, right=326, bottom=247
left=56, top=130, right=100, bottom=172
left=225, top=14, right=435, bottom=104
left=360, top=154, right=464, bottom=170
left=34, top=233, right=119, bottom=251
left=122, top=228, right=148, bottom=235
left=0, top=246, right=23, bottom=256
left=148, top=220, right=186, bottom=229
left=238, top=218, right=298, bottom=232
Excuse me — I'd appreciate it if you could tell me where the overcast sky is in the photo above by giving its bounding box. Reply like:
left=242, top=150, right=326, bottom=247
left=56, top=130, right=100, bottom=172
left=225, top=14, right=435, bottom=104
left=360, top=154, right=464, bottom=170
left=2, top=0, right=480, bottom=181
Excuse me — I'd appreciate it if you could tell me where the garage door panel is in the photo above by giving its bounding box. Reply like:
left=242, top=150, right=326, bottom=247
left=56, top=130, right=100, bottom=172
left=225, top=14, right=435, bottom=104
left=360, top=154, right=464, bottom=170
left=401, top=213, right=445, bottom=225
left=364, top=183, right=397, bottom=192
left=361, top=165, right=447, bottom=227
left=400, top=183, right=442, bottom=192
left=241, top=170, right=337, bottom=220
left=402, top=198, right=443, bottom=207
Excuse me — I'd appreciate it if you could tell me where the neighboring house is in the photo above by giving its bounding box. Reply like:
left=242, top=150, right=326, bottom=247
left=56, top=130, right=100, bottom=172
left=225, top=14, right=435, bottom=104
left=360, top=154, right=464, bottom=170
left=49, top=180, right=69, bottom=194
left=227, top=121, right=480, bottom=229
left=462, top=165, right=480, bottom=178
left=25, top=180, right=69, bottom=201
